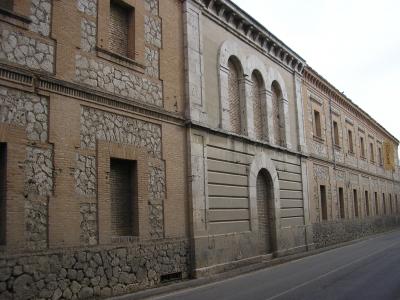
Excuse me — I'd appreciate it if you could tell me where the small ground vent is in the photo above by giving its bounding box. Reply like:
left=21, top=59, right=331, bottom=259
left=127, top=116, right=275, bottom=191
left=160, top=272, right=182, bottom=283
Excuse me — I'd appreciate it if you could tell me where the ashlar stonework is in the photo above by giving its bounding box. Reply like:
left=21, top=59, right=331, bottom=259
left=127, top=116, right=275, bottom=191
left=80, top=106, right=162, bottom=158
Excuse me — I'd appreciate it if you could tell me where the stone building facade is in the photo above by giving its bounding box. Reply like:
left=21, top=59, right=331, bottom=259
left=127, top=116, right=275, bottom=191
left=0, top=0, right=189, bottom=299
left=183, top=0, right=312, bottom=276
left=0, top=0, right=399, bottom=298
left=303, top=67, right=400, bottom=248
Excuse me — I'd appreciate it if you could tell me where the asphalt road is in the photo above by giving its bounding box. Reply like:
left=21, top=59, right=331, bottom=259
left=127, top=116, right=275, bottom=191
left=150, top=231, right=400, bottom=300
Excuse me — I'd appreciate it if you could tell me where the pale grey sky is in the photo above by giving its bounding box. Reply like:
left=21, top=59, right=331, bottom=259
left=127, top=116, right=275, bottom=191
left=232, top=0, right=400, bottom=142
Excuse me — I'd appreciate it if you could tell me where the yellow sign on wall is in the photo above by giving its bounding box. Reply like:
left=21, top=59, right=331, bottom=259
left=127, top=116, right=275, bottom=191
left=383, top=141, right=395, bottom=171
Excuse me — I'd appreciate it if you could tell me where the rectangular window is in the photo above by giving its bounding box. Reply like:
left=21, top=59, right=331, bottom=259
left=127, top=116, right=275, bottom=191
left=378, top=147, right=383, bottom=166
left=383, top=193, right=386, bottom=215
left=374, top=192, right=379, bottom=215
left=390, top=194, right=393, bottom=214
left=0, top=0, right=13, bottom=11
left=110, top=158, right=138, bottom=237
left=338, top=187, right=345, bottom=219
left=365, top=190, right=370, bottom=217
left=348, top=130, right=354, bottom=153
left=0, top=143, right=6, bottom=245
left=396, top=195, right=399, bottom=214
left=369, top=143, right=374, bottom=162
left=320, top=185, right=327, bottom=221
left=314, top=110, right=322, bottom=138
left=333, top=121, right=340, bottom=146
left=360, top=137, right=365, bottom=158
left=353, top=189, right=358, bottom=218
left=109, top=0, right=134, bottom=58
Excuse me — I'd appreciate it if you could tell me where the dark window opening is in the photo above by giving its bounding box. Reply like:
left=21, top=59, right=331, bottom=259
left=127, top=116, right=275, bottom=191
left=160, top=272, right=182, bottom=283
left=390, top=194, right=393, bottom=214
left=314, top=110, right=322, bottom=138
left=339, top=187, right=345, bottom=219
left=374, top=192, right=379, bottom=215
left=348, top=130, right=354, bottom=153
left=333, top=121, right=340, bottom=146
left=365, top=191, right=370, bottom=217
left=320, top=185, right=327, bottom=221
left=370, top=143, right=374, bottom=162
left=110, top=158, right=138, bottom=237
left=378, top=147, right=383, bottom=166
left=0, top=0, right=13, bottom=11
left=360, top=137, right=365, bottom=158
left=353, top=189, right=358, bottom=218
left=0, top=143, right=6, bottom=245
left=383, top=193, right=386, bottom=215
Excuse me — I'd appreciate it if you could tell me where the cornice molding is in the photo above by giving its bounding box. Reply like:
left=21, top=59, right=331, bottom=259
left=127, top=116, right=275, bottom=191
left=304, top=66, right=399, bottom=145
left=192, top=0, right=306, bottom=74
left=0, top=62, right=185, bottom=126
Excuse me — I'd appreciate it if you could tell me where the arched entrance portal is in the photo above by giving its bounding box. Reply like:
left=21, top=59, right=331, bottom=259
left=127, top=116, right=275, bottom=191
left=256, top=169, right=274, bottom=254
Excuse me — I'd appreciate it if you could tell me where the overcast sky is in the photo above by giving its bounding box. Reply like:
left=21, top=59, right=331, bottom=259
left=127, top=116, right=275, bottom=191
left=232, top=0, right=400, bottom=143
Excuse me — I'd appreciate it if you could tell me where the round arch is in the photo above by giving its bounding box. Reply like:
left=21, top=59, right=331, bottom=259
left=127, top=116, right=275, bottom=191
left=248, top=152, right=281, bottom=253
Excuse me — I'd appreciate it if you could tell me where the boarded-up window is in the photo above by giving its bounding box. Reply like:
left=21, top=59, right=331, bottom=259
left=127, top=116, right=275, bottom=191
left=383, top=193, right=386, bottom=215
left=314, top=110, right=322, bottom=138
left=370, top=143, right=374, bottom=162
left=320, top=185, right=327, bottom=221
left=375, top=192, right=379, bottom=215
left=251, top=71, right=263, bottom=140
left=365, top=191, right=370, bottom=217
left=228, top=58, right=241, bottom=135
left=360, top=137, right=365, bottom=158
left=338, top=187, right=345, bottom=219
left=0, top=0, right=13, bottom=11
left=333, top=121, right=339, bottom=146
left=110, top=158, right=137, bottom=236
left=272, top=81, right=283, bottom=146
left=0, top=143, right=6, bottom=245
left=348, top=130, right=354, bottom=153
left=353, top=189, right=358, bottom=217
left=109, top=0, right=133, bottom=57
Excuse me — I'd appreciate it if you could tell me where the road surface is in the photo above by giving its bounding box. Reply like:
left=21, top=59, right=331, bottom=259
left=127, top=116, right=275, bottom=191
left=151, top=230, right=400, bottom=300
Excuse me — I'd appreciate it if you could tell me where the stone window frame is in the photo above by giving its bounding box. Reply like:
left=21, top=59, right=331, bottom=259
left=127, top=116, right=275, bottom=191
left=368, top=136, right=375, bottom=164
left=97, top=0, right=145, bottom=70
left=345, top=121, right=355, bottom=155
left=97, top=140, right=150, bottom=244
left=331, top=113, right=342, bottom=149
left=358, top=129, right=366, bottom=159
left=377, top=141, right=383, bottom=166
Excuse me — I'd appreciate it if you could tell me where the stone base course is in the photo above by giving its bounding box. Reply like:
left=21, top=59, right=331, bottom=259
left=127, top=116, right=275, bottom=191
left=312, top=217, right=400, bottom=248
left=0, top=239, right=189, bottom=300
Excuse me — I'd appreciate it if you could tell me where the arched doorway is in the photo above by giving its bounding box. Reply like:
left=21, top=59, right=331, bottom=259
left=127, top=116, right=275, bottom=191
left=256, top=169, right=274, bottom=254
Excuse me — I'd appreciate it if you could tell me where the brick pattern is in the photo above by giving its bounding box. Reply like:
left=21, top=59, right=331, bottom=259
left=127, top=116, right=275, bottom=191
left=251, top=73, right=263, bottom=140
left=110, top=158, right=134, bottom=237
left=109, top=1, right=130, bottom=57
left=0, top=143, right=5, bottom=245
left=256, top=171, right=272, bottom=254
left=228, top=60, right=241, bottom=135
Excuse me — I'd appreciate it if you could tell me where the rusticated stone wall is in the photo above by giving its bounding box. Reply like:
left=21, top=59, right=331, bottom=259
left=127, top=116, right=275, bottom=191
left=29, top=0, right=52, bottom=37
left=148, top=161, right=166, bottom=238
left=312, top=217, right=400, bottom=248
left=0, top=28, right=54, bottom=73
left=77, top=0, right=97, bottom=16
left=80, top=106, right=162, bottom=158
left=75, top=55, right=163, bottom=106
left=80, top=19, right=96, bottom=53
left=75, top=154, right=96, bottom=196
left=0, top=239, right=189, bottom=299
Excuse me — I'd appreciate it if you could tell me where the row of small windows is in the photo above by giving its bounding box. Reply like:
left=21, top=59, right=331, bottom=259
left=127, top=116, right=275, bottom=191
left=319, top=185, right=399, bottom=221
left=313, top=110, right=384, bottom=165
left=227, top=57, right=285, bottom=146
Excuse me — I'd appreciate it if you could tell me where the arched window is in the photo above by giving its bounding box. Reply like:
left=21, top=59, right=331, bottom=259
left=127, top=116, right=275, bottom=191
left=271, top=81, right=284, bottom=146
left=251, top=71, right=264, bottom=140
left=227, top=57, right=242, bottom=135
